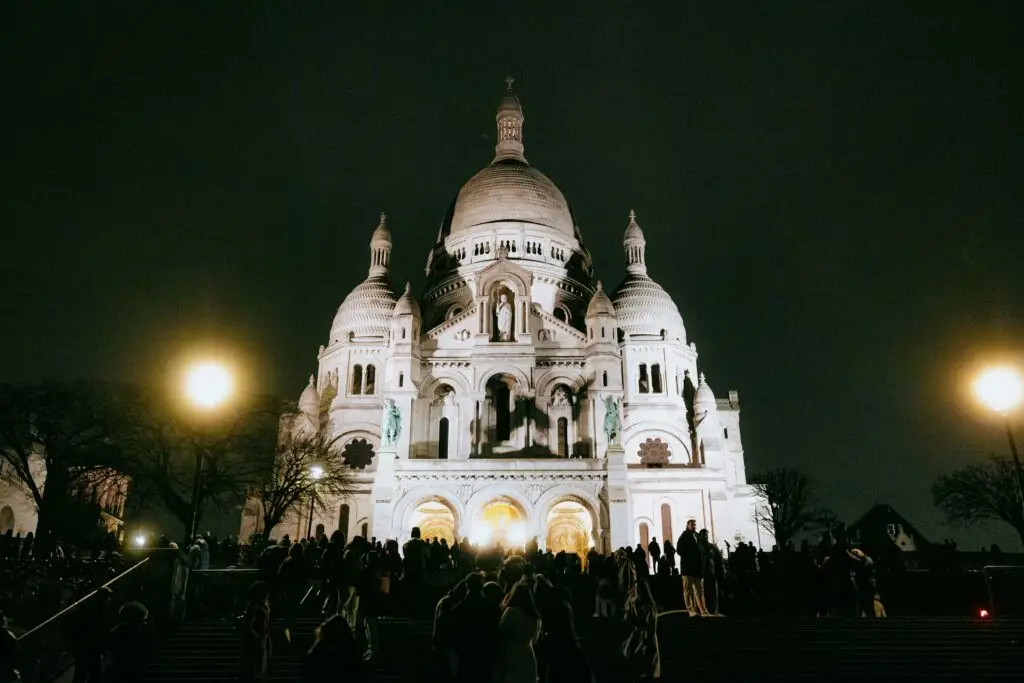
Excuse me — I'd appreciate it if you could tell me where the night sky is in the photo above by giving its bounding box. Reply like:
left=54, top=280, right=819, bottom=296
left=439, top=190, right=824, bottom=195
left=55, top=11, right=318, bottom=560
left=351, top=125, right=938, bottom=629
left=2, top=4, right=1022, bottom=546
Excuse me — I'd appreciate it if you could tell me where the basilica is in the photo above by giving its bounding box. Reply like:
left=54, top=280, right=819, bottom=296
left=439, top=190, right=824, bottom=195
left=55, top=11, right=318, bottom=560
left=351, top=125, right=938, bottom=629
left=241, top=83, right=761, bottom=557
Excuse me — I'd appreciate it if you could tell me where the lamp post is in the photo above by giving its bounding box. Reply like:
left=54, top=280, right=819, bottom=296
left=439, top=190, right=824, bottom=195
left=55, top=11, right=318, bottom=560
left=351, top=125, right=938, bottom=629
left=306, top=464, right=324, bottom=539
left=184, top=361, right=233, bottom=543
left=973, top=366, right=1024, bottom=516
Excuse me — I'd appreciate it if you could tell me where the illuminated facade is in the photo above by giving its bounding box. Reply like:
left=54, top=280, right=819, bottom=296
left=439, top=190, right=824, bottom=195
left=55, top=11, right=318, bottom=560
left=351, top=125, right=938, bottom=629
left=242, top=84, right=761, bottom=554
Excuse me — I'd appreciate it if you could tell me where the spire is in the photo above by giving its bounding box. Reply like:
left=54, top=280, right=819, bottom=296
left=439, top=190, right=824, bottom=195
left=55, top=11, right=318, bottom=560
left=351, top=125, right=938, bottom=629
left=308, top=374, right=315, bottom=386
left=623, top=209, right=647, bottom=275
left=493, top=77, right=526, bottom=164
left=369, top=212, right=392, bottom=277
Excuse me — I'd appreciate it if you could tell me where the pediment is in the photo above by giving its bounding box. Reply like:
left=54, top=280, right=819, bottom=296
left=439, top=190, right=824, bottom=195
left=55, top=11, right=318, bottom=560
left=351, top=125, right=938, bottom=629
left=531, top=305, right=587, bottom=344
left=475, top=258, right=534, bottom=297
left=425, top=304, right=478, bottom=342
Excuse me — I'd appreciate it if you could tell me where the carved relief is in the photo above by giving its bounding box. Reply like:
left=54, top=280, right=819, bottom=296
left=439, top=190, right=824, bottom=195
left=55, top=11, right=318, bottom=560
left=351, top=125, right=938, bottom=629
left=525, top=483, right=545, bottom=504
left=455, top=329, right=471, bottom=341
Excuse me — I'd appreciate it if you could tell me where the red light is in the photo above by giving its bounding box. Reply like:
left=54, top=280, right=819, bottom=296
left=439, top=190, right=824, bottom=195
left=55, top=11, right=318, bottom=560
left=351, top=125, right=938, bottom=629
left=979, top=609, right=990, bottom=618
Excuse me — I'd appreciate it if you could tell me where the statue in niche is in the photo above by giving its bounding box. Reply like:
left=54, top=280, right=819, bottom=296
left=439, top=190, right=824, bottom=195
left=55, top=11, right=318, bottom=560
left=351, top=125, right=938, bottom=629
left=603, top=395, right=621, bottom=445
left=493, top=287, right=515, bottom=342
left=552, top=386, right=571, bottom=408
left=383, top=399, right=402, bottom=446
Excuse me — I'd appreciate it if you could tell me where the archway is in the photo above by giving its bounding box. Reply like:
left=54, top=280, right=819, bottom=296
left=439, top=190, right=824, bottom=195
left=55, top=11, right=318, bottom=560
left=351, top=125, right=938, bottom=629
left=410, top=499, right=457, bottom=545
left=546, top=500, right=593, bottom=561
left=472, top=498, right=527, bottom=549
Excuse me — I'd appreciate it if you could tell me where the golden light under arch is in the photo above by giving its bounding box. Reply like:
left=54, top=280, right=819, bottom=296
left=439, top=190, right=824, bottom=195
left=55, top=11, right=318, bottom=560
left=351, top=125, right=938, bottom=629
left=546, top=500, right=593, bottom=561
left=410, top=500, right=456, bottom=546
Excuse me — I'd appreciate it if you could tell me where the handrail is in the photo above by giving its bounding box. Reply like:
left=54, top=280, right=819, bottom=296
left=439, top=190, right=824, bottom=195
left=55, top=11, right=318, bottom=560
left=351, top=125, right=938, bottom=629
left=17, top=556, right=151, bottom=641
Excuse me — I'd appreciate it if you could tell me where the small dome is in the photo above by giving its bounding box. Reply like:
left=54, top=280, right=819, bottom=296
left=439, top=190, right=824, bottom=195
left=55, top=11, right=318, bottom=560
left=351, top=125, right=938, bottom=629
left=448, top=160, right=576, bottom=239
left=611, top=273, right=686, bottom=342
left=331, top=275, right=397, bottom=341
left=394, top=282, right=421, bottom=318
left=624, top=209, right=644, bottom=241
left=694, top=372, right=717, bottom=409
left=586, top=281, right=616, bottom=318
left=298, top=375, right=319, bottom=415
left=371, top=212, right=391, bottom=244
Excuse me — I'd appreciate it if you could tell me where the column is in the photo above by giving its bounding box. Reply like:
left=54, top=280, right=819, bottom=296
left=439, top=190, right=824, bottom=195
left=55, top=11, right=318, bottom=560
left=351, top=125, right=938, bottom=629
left=605, top=444, right=631, bottom=549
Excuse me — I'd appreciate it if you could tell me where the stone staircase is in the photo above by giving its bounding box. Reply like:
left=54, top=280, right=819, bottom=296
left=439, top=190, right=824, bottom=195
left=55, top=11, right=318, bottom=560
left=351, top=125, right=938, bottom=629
left=141, top=617, right=319, bottom=683
left=142, top=613, right=1024, bottom=681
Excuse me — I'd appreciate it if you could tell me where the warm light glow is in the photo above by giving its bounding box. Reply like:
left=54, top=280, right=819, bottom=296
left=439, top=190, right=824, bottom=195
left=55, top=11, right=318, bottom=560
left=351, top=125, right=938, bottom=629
left=974, top=366, right=1023, bottom=415
left=470, top=521, right=492, bottom=546
left=134, top=534, right=147, bottom=548
left=309, top=465, right=324, bottom=480
left=185, top=362, right=233, bottom=409
left=508, top=522, right=526, bottom=546
left=979, top=608, right=990, bottom=619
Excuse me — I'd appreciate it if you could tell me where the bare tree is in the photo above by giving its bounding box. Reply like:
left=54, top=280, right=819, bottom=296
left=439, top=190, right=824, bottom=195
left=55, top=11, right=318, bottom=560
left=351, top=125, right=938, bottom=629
left=115, top=393, right=278, bottom=542
left=750, top=467, right=819, bottom=548
left=0, top=381, right=128, bottom=550
left=252, top=426, right=356, bottom=538
left=933, top=456, right=1024, bottom=547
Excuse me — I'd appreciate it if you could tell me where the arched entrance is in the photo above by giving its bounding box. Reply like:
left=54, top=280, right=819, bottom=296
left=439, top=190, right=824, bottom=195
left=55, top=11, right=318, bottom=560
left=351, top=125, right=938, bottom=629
left=546, top=500, right=593, bottom=561
left=472, top=498, right=527, bottom=549
left=410, top=498, right=457, bottom=545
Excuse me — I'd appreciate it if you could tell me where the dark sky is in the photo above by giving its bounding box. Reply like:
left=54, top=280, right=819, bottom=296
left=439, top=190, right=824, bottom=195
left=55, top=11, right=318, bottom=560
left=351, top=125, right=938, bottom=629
left=2, top=3, right=1022, bottom=546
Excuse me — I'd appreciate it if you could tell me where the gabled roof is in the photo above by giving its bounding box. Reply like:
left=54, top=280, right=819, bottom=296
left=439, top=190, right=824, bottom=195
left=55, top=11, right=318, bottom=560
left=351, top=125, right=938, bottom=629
left=848, top=503, right=931, bottom=546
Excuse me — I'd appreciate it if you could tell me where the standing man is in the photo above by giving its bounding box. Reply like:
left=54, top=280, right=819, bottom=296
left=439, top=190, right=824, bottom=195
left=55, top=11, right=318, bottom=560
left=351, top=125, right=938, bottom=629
left=678, top=519, right=710, bottom=617
left=647, top=536, right=662, bottom=574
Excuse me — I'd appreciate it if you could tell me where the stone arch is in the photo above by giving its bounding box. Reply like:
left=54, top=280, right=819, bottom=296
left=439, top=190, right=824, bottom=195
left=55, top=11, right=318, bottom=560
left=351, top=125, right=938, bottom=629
left=622, top=422, right=692, bottom=465
left=634, top=515, right=656, bottom=548
left=394, top=486, right=467, bottom=542
left=421, top=372, right=471, bottom=398
left=533, top=486, right=605, bottom=549
left=465, top=486, right=532, bottom=535
left=534, top=370, right=586, bottom=399
left=475, top=366, right=530, bottom=394
left=477, top=267, right=531, bottom=299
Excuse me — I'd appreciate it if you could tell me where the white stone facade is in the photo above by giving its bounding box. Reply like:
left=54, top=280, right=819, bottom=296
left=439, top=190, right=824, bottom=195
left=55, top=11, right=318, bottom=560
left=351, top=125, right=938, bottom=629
left=243, top=84, right=761, bottom=553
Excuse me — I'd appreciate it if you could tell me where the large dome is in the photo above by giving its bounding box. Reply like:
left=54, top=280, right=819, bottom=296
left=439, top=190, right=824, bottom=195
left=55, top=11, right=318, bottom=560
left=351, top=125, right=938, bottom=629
left=448, top=159, right=575, bottom=239
left=611, top=273, right=686, bottom=342
left=330, top=275, right=397, bottom=342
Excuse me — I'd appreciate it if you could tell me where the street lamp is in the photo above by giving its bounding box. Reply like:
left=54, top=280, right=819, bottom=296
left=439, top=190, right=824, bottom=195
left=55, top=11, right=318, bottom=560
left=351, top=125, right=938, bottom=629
left=184, top=361, right=234, bottom=543
left=306, top=464, right=324, bottom=539
left=973, top=365, right=1024, bottom=515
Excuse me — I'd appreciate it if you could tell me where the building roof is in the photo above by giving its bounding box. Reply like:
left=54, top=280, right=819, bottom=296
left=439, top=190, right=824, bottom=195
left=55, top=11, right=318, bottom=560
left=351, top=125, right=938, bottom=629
left=848, top=504, right=931, bottom=547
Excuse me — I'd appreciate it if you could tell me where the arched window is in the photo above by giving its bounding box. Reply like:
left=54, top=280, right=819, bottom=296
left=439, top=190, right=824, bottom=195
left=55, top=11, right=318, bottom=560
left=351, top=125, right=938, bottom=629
left=365, top=364, right=376, bottom=394
left=556, top=417, right=568, bottom=457
left=638, top=364, right=650, bottom=394
left=398, top=372, right=404, bottom=388
left=495, top=383, right=511, bottom=441
left=660, top=503, right=673, bottom=543
left=639, top=522, right=650, bottom=551
left=361, top=522, right=368, bottom=538
left=438, top=417, right=450, bottom=460
left=446, top=305, right=464, bottom=320
left=351, top=365, right=363, bottom=395
left=401, top=328, right=406, bottom=339
left=554, top=306, right=569, bottom=323
left=338, top=504, right=350, bottom=538
left=651, top=364, right=663, bottom=393
left=602, top=370, right=608, bottom=387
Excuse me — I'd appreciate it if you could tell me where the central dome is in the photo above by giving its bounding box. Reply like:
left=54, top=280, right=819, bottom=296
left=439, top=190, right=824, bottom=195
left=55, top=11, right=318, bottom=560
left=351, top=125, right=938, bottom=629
left=448, top=159, right=575, bottom=239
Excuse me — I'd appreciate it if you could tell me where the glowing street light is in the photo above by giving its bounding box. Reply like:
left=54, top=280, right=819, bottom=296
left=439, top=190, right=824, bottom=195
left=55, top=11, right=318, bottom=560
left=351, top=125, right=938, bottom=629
left=185, top=362, right=234, bottom=410
left=973, top=365, right=1024, bottom=518
left=134, top=534, right=147, bottom=548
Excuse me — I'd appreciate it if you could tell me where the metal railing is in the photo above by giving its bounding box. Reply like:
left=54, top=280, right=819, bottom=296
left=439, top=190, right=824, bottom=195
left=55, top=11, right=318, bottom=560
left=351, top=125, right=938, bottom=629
left=15, top=557, right=152, bottom=683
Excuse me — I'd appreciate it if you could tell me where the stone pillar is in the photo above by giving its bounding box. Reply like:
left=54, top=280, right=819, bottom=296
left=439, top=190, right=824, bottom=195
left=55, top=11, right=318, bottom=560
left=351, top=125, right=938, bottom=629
left=605, top=444, right=631, bottom=549
left=370, top=450, right=396, bottom=539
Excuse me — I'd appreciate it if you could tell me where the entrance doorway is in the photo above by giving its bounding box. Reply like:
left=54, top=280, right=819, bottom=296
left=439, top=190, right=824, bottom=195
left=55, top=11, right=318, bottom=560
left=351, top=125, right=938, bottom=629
left=546, top=500, right=593, bottom=561
left=410, top=499, right=456, bottom=545
left=472, top=499, right=526, bottom=548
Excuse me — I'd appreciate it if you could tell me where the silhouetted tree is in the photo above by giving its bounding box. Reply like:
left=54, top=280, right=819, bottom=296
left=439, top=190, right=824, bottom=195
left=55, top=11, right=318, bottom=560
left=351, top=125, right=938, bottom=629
left=750, top=467, right=819, bottom=547
left=0, top=381, right=129, bottom=552
left=932, top=456, right=1024, bottom=548
left=116, top=392, right=278, bottom=542
left=252, top=424, right=356, bottom=538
